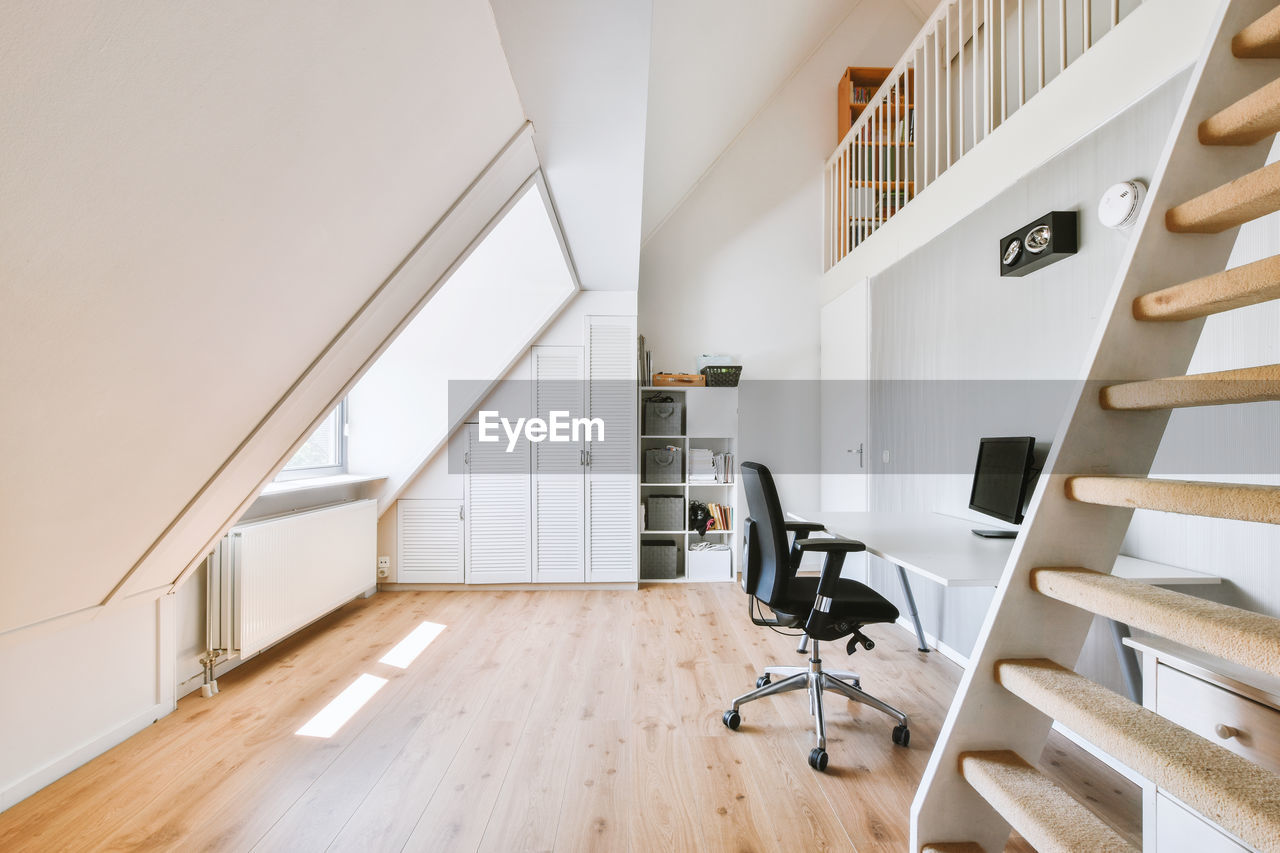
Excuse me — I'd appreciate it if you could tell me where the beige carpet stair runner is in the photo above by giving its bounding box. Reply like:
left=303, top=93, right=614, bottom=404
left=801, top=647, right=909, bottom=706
left=957, top=750, right=1138, bottom=853
left=995, top=659, right=1280, bottom=852
left=1031, top=567, right=1280, bottom=679
left=1133, top=252, right=1280, bottom=320
left=1099, top=364, right=1280, bottom=410
left=1065, top=476, right=1280, bottom=525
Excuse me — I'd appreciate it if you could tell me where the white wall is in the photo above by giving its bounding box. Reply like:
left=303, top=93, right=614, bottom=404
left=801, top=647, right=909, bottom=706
left=489, top=0, right=652, bottom=292
left=0, top=593, right=173, bottom=810
left=857, top=67, right=1280, bottom=695
left=347, top=182, right=578, bottom=515
left=639, top=0, right=924, bottom=510
left=862, top=73, right=1190, bottom=666
left=0, top=0, right=530, bottom=810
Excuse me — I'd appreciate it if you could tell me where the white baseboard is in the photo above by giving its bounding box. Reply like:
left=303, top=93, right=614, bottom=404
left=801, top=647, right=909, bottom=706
left=892, top=615, right=970, bottom=669
left=0, top=701, right=172, bottom=813
left=380, top=582, right=639, bottom=592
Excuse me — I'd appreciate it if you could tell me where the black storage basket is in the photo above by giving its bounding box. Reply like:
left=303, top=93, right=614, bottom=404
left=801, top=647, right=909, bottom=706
left=700, top=366, right=742, bottom=387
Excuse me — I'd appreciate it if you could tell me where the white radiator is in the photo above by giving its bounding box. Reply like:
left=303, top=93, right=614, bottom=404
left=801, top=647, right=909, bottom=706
left=208, top=500, right=377, bottom=659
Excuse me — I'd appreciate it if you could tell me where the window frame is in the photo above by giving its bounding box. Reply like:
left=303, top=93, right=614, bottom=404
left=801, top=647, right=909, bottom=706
left=275, top=399, right=349, bottom=481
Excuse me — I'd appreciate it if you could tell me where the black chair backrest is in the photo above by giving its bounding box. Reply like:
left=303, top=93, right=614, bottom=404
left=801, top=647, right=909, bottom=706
left=740, top=461, right=794, bottom=608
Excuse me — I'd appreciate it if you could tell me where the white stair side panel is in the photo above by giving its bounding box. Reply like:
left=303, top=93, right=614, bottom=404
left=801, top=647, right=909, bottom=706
left=585, top=315, right=638, bottom=582
left=235, top=499, right=376, bottom=658
left=397, top=499, right=464, bottom=583
left=533, top=346, right=585, bottom=582
left=465, top=423, right=532, bottom=584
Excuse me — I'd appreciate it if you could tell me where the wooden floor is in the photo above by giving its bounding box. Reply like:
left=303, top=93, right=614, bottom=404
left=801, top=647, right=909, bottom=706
left=0, top=585, right=1139, bottom=852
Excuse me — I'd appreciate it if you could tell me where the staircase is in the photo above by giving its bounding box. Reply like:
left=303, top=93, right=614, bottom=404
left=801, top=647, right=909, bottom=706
left=911, top=2, right=1280, bottom=850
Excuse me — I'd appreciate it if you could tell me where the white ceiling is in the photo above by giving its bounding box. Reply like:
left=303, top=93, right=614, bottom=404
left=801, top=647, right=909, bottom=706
left=641, top=0, right=931, bottom=243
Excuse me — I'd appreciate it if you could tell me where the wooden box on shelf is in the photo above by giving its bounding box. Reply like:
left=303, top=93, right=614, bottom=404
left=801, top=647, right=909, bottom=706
left=838, top=66, right=891, bottom=142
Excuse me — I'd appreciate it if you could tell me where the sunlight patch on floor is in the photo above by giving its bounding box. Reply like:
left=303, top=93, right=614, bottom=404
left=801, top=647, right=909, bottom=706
left=379, top=621, right=446, bottom=669
left=295, top=673, right=387, bottom=738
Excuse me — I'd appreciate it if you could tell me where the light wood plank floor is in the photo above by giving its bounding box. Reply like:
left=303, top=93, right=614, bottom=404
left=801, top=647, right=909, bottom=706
left=0, top=586, right=1139, bottom=851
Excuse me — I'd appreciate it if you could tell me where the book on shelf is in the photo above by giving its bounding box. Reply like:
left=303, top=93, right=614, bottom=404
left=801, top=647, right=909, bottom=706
left=704, top=502, right=733, bottom=531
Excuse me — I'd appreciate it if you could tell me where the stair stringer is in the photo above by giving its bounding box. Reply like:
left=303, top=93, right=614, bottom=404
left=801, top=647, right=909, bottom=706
left=910, top=2, right=1280, bottom=850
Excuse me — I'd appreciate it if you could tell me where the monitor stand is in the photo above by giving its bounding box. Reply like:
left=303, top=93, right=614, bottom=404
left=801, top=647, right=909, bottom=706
left=971, top=529, right=1018, bottom=539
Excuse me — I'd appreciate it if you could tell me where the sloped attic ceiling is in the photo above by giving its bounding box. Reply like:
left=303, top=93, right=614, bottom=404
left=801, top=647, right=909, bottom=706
left=641, top=0, right=933, bottom=241
left=0, top=0, right=531, bottom=634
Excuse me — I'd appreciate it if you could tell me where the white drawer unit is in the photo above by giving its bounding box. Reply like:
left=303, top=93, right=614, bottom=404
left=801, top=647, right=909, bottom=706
left=1155, top=664, right=1280, bottom=777
left=1129, top=637, right=1280, bottom=853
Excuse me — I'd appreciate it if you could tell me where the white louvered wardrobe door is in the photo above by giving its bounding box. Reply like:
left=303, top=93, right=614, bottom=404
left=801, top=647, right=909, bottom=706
left=585, top=315, right=638, bottom=582
left=532, top=346, right=585, bottom=582
left=465, top=423, right=532, bottom=584
left=397, top=499, right=463, bottom=583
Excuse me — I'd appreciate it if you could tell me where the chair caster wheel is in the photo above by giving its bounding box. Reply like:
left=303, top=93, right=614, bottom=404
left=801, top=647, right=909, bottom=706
left=808, top=748, right=828, bottom=771
left=892, top=725, right=910, bottom=747
left=756, top=674, right=771, bottom=688
left=723, top=710, right=741, bottom=730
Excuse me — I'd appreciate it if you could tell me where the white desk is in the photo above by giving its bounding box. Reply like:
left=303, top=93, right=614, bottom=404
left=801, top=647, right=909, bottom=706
left=794, top=511, right=1220, bottom=699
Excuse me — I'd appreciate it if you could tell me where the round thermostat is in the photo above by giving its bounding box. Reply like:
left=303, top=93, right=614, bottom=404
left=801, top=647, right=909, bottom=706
left=1098, top=180, right=1146, bottom=230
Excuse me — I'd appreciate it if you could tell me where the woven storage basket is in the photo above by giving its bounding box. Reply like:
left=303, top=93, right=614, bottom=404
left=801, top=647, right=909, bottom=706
left=700, top=366, right=742, bottom=387
left=643, top=447, right=683, bottom=484
left=640, top=541, right=679, bottom=579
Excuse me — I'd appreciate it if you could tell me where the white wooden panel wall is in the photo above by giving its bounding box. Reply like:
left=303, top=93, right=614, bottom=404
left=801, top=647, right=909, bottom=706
left=864, top=72, right=1189, bottom=671
left=397, top=499, right=464, bottom=583
left=585, top=315, right=638, bottom=582
left=532, top=346, right=586, bottom=582
left=465, top=423, right=532, bottom=584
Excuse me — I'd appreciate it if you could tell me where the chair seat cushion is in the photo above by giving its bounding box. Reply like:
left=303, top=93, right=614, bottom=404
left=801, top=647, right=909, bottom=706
left=779, top=576, right=900, bottom=625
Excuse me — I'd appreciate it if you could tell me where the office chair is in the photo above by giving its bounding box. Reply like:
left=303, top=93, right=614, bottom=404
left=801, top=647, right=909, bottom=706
left=722, top=461, right=910, bottom=771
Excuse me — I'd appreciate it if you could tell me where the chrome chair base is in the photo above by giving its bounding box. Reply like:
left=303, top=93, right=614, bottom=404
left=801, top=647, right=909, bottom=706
left=724, top=639, right=910, bottom=768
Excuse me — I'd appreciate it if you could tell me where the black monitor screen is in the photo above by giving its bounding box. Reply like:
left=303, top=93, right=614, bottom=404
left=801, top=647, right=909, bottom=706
left=969, top=437, right=1037, bottom=525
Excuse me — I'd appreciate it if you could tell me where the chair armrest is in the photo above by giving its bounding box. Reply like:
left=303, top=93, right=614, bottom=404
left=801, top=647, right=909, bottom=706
left=785, top=521, right=827, bottom=535
left=798, top=537, right=865, bottom=599
left=795, top=537, right=866, bottom=553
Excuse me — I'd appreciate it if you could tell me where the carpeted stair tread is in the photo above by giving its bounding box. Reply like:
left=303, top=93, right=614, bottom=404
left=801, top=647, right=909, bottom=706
left=1031, top=568, right=1280, bottom=679
left=957, top=750, right=1137, bottom=853
left=1099, top=364, right=1280, bottom=410
left=1234, top=4, right=1280, bottom=58
left=995, top=659, right=1280, bottom=852
left=1065, top=476, right=1280, bottom=524
left=1134, top=253, right=1280, bottom=320
left=1167, top=160, right=1280, bottom=233
left=1200, top=77, right=1280, bottom=146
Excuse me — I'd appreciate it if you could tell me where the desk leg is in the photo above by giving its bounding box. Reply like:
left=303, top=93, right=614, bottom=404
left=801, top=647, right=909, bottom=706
left=1110, top=619, right=1142, bottom=703
left=896, top=565, right=929, bottom=652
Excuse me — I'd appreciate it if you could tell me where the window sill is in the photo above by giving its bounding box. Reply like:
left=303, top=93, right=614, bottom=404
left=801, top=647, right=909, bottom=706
left=260, top=473, right=388, bottom=497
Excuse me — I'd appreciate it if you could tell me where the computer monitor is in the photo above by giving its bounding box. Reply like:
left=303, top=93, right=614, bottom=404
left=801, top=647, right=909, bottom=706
left=968, top=436, right=1038, bottom=537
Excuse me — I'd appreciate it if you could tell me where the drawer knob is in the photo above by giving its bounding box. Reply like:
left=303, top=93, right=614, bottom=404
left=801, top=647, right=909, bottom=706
left=1214, top=723, right=1240, bottom=740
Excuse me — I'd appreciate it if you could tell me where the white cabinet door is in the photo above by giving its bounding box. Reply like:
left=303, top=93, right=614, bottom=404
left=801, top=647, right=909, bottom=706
left=585, top=315, right=638, bottom=582
left=820, top=278, right=870, bottom=512
left=465, top=423, right=532, bottom=584
left=397, top=499, right=463, bottom=583
left=532, top=346, right=585, bottom=582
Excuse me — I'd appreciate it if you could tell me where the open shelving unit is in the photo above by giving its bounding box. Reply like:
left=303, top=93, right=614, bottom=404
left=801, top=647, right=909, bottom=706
left=638, top=386, right=739, bottom=583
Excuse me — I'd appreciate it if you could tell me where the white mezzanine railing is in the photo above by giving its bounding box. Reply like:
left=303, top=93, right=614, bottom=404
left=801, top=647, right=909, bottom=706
left=824, top=0, right=1144, bottom=270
